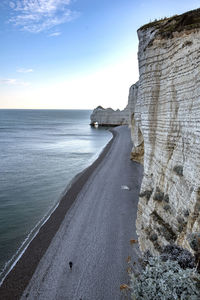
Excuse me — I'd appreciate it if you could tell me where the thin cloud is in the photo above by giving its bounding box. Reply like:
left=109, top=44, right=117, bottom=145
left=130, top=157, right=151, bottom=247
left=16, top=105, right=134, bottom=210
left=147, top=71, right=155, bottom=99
left=8, top=0, right=79, bottom=33
left=0, top=78, right=30, bottom=86
left=17, top=68, right=34, bottom=73
left=49, top=31, right=61, bottom=37
left=0, top=79, right=17, bottom=85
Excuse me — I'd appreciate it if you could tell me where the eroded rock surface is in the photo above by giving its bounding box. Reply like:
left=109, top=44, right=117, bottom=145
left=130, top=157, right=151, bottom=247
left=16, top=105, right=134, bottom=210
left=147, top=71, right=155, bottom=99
left=90, top=83, right=138, bottom=126
left=132, top=9, right=200, bottom=255
left=90, top=106, right=128, bottom=126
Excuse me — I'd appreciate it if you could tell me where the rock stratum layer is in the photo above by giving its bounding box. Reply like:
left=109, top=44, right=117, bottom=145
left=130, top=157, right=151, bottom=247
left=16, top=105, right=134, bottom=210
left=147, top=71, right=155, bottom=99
left=132, top=9, right=200, bottom=255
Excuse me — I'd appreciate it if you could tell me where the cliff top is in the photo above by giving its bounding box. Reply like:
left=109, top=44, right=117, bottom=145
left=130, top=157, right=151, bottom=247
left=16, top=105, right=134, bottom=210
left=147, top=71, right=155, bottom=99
left=139, top=8, right=200, bottom=38
left=95, top=106, right=105, bottom=110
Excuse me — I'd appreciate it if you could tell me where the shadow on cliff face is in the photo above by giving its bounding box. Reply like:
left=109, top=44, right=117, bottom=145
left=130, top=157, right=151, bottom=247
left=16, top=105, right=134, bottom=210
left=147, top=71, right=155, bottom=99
left=130, top=114, right=144, bottom=164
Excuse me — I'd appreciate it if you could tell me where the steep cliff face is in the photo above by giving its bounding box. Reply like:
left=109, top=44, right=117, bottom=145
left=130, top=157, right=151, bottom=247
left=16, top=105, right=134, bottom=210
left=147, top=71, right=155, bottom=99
left=133, top=9, right=200, bottom=255
left=90, top=106, right=129, bottom=126
left=90, top=82, right=138, bottom=126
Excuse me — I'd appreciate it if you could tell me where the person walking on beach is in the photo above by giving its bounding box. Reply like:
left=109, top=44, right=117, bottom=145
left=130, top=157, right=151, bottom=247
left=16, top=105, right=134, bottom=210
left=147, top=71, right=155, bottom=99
left=69, top=261, right=73, bottom=270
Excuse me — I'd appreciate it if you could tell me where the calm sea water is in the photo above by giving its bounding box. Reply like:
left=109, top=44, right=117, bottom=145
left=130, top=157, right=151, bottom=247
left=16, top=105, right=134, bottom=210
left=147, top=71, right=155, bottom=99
left=0, top=109, right=111, bottom=281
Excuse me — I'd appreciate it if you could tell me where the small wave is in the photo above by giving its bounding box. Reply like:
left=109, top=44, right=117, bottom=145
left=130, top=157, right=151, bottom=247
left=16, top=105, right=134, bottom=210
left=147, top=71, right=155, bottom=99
left=0, top=134, right=112, bottom=286
left=0, top=200, right=60, bottom=286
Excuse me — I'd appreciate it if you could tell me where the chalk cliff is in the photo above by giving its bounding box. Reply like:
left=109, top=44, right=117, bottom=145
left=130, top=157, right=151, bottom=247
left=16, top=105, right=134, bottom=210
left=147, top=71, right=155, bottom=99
left=132, top=9, right=200, bottom=255
left=90, top=83, right=138, bottom=126
left=90, top=106, right=129, bottom=126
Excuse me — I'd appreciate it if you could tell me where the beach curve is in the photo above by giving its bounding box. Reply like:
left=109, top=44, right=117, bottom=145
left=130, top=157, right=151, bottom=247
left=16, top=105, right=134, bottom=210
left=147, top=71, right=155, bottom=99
left=0, top=125, right=143, bottom=300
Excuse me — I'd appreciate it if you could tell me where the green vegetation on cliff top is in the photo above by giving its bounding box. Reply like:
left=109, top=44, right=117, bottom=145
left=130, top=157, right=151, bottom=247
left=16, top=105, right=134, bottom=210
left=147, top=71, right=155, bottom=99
left=139, top=8, right=200, bottom=38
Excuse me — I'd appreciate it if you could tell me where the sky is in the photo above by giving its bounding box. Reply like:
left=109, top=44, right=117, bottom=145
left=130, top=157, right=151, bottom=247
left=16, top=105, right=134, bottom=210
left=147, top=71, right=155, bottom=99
left=0, top=0, right=200, bottom=110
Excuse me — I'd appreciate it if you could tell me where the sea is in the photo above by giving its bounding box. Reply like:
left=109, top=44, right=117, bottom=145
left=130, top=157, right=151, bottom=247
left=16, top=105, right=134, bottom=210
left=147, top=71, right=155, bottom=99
left=0, top=109, right=111, bottom=282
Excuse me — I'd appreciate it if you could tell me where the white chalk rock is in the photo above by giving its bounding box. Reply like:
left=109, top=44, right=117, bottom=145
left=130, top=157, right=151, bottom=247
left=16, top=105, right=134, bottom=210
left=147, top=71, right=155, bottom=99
left=132, top=11, right=200, bottom=255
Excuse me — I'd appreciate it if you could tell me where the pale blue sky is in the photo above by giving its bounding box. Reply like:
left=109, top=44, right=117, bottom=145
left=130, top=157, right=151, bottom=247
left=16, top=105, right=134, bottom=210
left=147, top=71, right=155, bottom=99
left=0, top=0, right=199, bottom=109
